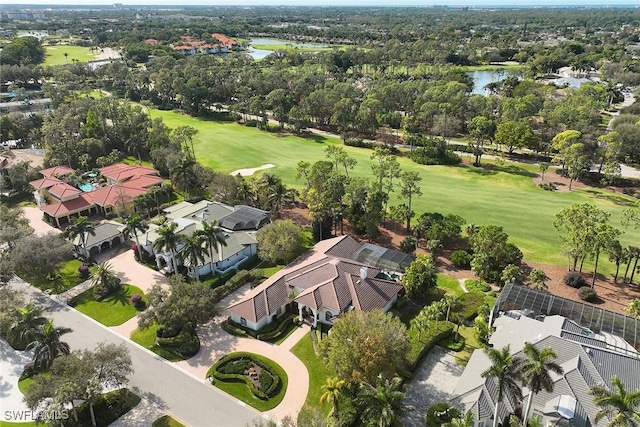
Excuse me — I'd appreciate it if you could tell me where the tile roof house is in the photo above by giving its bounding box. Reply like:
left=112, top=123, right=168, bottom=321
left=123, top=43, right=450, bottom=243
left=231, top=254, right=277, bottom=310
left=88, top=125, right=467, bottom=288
left=134, top=200, right=271, bottom=278
left=452, top=311, right=640, bottom=427
left=30, top=163, right=161, bottom=227
left=227, top=235, right=407, bottom=331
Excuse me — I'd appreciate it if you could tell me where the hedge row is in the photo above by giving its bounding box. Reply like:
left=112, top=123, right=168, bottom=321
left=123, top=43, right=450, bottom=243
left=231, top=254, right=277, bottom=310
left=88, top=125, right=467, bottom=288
left=207, top=352, right=283, bottom=400
left=406, top=321, right=454, bottom=371
left=156, top=331, right=200, bottom=358
left=222, top=313, right=300, bottom=342
left=211, top=267, right=265, bottom=302
left=457, top=292, right=485, bottom=320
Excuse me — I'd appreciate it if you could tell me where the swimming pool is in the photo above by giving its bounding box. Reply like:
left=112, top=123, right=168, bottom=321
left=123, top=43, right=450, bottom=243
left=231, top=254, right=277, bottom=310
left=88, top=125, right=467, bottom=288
left=79, top=182, right=95, bottom=192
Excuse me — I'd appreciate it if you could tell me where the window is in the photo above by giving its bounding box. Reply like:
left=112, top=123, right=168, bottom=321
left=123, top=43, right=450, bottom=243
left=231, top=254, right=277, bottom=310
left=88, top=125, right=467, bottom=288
left=240, top=317, right=247, bottom=326
left=325, top=311, right=332, bottom=322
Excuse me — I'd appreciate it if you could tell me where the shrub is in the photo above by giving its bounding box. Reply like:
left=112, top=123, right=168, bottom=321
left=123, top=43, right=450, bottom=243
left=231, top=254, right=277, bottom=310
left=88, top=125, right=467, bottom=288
left=538, top=182, right=557, bottom=191
left=406, top=322, right=454, bottom=371
left=219, top=359, right=252, bottom=375
left=129, top=293, right=145, bottom=310
left=456, top=292, right=485, bottom=320
left=178, top=340, right=200, bottom=358
left=258, top=369, right=274, bottom=393
left=208, top=352, right=282, bottom=399
left=78, top=264, right=90, bottom=279
left=93, top=278, right=122, bottom=301
left=426, top=403, right=460, bottom=427
left=579, top=286, right=598, bottom=302
left=564, top=271, right=587, bottom=289
left=450, top=250, right=473, bottom=269
left=464, top=279, right=491, bottom=294
left=400, top=236, right=417, bottom=254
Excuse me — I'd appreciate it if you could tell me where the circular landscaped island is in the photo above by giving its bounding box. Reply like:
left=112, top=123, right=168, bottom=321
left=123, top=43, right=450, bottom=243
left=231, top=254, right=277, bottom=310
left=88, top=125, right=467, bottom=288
left=206, top=351, right=288, bottom=411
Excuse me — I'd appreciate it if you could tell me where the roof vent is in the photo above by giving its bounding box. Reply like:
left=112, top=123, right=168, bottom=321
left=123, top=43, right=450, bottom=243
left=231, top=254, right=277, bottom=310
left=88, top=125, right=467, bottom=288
left=360, top=266, right=368, bottom=280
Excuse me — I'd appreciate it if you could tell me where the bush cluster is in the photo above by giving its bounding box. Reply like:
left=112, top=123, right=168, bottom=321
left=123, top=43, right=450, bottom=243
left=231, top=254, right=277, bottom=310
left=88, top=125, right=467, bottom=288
left=450, top=250, right=473, bottom=269
left=538, top=182, right=557, bottom=191
left=579, top=286, right=598, bottom=302
left=563, top=271, right=587, bottom=289
left=464, top=279, right=491, bottom=294
left=406, top=322, right=454, bottom=371
left=258, top=370, right=274, bottom=393
left=129, top=293, right=146, bottom=310
left=426, top=403, right=461, bottom=427
left=223, top=313, right=300, bottom=342
left=208, top=352, right=282, bottom=399
left=219, top=358, right=251, bottom=375
left=78, top=264, right=90, bottom=279
left=211, top=267, right=265, bottom=302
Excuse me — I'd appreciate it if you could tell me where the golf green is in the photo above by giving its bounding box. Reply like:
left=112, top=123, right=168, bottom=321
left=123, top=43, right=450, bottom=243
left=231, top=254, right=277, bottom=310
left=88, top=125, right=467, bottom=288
left=148, top=108, right=640, bottom=270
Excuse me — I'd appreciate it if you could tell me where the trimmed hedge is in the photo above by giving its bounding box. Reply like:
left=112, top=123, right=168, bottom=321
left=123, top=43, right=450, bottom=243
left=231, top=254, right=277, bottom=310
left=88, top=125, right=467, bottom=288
left=456, top=292, right=485, bottom=320
left=210, top=264, right=265, bottom=302
left=207, top=352, right=283, bottom=400
left=464, top=279, right=491, bottom=294
left=222, top=313, right=300, bottom=342
left=155, top=331, right=200, bottom=358
left=407, top=321, right=454, bottom=371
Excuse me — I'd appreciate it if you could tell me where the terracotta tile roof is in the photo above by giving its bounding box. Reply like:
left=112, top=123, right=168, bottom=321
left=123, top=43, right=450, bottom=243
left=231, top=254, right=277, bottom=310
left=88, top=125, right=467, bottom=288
left=41, top=193, right=93, bottom=217
left=30, top=176, right=63, bottom=189
left=98, top=163, right=158, bottom=183
left=88, top=184, right=146, bottom=207
left=48, top=182, right=82, bottom=199
left=124, top=174, right=164, bottom=189
left=212, top=33, right=238, bottom=48
left=40, top=165, right=74, bottom=177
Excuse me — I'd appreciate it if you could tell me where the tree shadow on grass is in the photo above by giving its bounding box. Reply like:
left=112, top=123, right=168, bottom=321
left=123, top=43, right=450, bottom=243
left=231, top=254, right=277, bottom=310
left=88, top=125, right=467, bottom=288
left=581, top=189, right=639, bottom=207
left=104, top=286, right=132, bottom=307
left=297, top=131, right=330, bottom=144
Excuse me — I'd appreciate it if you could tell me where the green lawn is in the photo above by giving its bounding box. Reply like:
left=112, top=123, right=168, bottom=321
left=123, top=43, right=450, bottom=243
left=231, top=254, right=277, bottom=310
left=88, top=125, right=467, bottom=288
left=43, top=45, right=96, bottom=66
left=147, top=108, right=640, bottom=273
left=27, top=259, right=94, bottom=294
left=252, top=42, right=344, bottom=53
left=291, top=333, right=333, bottom=416
left=70, top=284, right=145, bottom=326
left=130, top=324, right=185, bottom=362
left=208, top=353, right=288, bottom=412
left=152, top=415, right=186, bottom=427
left=437, top=274, right=464, bottom=296
left=453, top=325, right=482, bottom=366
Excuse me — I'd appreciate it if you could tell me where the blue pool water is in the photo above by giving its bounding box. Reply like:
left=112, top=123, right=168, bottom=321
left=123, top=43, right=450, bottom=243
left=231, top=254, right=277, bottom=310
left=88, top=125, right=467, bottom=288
left=79, top=183, right=94, bottom=192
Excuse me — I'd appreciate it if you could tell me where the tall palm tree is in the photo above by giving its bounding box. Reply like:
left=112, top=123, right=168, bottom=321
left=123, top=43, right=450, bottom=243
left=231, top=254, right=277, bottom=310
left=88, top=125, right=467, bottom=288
left=171, top=157, right=197, bottom=200
left=178, top=233, right=207, bottom=283
left=27, top=319, right=72, bottom=372
left=590, top=376, right=640, bottom=427
left=63, top=216, right=96, bottom=258
left=9, top=303, right=47, bottom=349
left=153, top=221, right=181, bottom=274
left=320, top=376, right=345, bottom=419
left=122, top=213, right=149, bottom=261
left=197, top=221, right=227, bottom=272
left=357, top=375, right=406, bottom=427
left=519, top=343, right=564, bottom=422
left=481, top=345, right=524, bottom=427
left=90, top=262, right=119, bottom=289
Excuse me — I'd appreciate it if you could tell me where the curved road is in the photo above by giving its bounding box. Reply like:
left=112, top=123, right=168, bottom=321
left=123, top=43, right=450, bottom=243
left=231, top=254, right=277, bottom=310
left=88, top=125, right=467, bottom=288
left=9, top=277, right=263, bottom=427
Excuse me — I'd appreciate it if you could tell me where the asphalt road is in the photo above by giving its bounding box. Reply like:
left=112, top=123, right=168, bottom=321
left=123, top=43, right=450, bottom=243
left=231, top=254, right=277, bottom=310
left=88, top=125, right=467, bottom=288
left=9, top=277, right=263, bottom=427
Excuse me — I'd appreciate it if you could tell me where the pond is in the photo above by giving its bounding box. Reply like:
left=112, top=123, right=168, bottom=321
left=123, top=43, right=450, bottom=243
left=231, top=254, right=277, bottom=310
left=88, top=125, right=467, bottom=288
left=467, top=69, right=518, bottom=95
left=247, top=37, right=330, bottom=60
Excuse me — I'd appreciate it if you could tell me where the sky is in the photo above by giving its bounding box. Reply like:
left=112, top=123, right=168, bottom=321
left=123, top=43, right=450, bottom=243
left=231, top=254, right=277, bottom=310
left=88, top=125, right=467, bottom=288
left=3, top=0, right=639, bottom=6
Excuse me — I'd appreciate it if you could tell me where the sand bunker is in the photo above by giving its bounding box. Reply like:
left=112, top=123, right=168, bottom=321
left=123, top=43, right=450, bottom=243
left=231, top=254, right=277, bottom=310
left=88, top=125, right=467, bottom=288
left=229, top=164, right=275, bottom=177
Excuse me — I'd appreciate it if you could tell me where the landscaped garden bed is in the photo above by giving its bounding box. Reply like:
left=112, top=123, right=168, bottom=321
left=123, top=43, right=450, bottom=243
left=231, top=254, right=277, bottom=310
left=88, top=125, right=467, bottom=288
left=28, top=259, right=95, bottom=294
left=130, top=323, right=199, bottom=362
left=222, top=312, right=301, bottom=343
left=206, top=352, right=287, bottom=411
left=69, top=284, right=146, bottom=326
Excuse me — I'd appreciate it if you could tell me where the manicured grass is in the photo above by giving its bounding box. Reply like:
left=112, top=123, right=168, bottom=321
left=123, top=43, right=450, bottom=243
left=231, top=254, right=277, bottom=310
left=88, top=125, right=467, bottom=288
left=462, top=64, right=524, bottom=72
left=208, top=353, right=288, bottom=412
left=453, top=325, right=482, bottom=366
left=130, top=324, right=185, bottom=362
left=437, top=273, right=464, bottom=296
left=43, top=45, right=95, bottom=66
left=0, top=421, right=35, bottom=426
left=291, top=333, right=333, bottom=416
left=17, top=377, right=33, bottom=395
left=147, top=108, right=640, bottom=274
left=27, top=259, right=94, bottom=294
left=70, top=284, right=145, bottom=326
left=123, top=155, right=155, bottom=168
left=152, top=415, right=186, bottom=427
left=252, top=42, right=342, bottom=53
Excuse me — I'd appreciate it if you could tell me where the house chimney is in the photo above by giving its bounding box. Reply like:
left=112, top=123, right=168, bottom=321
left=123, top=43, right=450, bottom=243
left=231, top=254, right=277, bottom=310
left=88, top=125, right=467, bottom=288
left=360, top=266, right=368, bottom=280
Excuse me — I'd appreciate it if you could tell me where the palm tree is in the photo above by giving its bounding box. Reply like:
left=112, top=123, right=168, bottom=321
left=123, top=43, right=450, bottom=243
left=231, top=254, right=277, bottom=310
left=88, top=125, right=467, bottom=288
left=590, top=376, right=640, bottom=427
left=153, top=221, right=181, bottom=274
left=320, top=376, right=345, bottom=419
left=519, top=343, right=564, bottom=422
left=197, top=221, right=227, bottom=272
left=528, top=269, right=550, bottom=291
left=178, top=233, right=207, bottom=283
left=444, top=411, right=474, bottom=427
left=267, top=181, right=295, bottom=218
left=27, top=319, right=72, bottom=372
left=90, top=262, right=118, bottom=289
left=357, top=375, right=406, bottom=427
left=9, top=303, right=47, bottom=349
left=410, top=311, right=429, bottom=342
left=122, top=213, right=149, bottom=261
left=63, top=216, right=96, bottom=258
left=481, top=345, right=524, bottom=427
left=171, top=156, right=197, bottom=200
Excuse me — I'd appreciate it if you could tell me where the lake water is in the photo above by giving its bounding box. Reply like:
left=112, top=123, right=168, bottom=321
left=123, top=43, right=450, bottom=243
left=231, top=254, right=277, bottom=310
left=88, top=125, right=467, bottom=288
left=247, top=38, right=330, bottom=60
left=467, top=70, right=517, bottom=95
